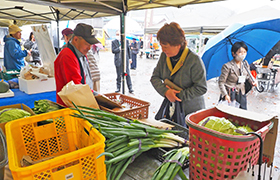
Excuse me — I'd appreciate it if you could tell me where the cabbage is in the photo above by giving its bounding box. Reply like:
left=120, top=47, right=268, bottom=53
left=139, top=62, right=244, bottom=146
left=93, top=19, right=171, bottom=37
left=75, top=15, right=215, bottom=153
left=0, top=108, right=31, bottom=122
left=198, top=116, right=254, bottom=135
left=198, top=116, right=237, bottom=135
left=234, top=125, right=254, bottom=135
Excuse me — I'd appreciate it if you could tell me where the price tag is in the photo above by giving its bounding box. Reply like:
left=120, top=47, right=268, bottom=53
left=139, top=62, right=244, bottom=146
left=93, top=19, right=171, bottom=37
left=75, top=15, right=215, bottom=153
left=238, top=76, right=246, bottom=83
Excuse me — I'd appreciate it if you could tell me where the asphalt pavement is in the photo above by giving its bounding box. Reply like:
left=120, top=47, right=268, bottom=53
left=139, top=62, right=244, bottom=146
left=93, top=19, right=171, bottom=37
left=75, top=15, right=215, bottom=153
left=97, top=50, right=280, bottom=168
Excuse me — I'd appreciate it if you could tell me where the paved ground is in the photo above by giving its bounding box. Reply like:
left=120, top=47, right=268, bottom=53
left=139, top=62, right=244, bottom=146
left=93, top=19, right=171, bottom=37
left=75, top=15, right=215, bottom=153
left=97, top=50, right=280, bottom=168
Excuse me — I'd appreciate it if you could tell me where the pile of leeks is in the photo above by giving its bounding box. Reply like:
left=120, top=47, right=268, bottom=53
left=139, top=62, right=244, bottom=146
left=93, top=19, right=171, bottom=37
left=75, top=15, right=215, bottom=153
left=72, top=105, right=188, bottom=180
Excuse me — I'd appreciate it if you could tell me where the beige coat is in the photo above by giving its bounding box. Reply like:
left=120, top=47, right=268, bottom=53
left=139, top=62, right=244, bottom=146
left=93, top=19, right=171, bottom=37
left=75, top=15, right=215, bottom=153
left=219, top=59, right=253, bottom=97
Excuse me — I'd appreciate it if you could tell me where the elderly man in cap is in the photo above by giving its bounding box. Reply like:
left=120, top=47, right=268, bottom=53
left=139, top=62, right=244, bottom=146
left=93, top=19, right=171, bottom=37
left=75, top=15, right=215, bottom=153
left=3, top=24, right=30, bottom=71
left=54, top=23, right=100, bottom=106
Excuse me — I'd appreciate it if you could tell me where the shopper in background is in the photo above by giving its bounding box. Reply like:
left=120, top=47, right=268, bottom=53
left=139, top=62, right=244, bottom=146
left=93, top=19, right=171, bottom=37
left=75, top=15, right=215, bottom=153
left=3, top=24, right=30, bottom=71
left=60, top=28, right=74, bottom=50
left=151, top=22, right=207, bottom=116
left=130, top=38, right=139, bottom=70
left=139, top=38, right=144, bottom=58
left=111, top=30, right=134, bottom=93
left=24, top=32, right=42, bottom=66
left=218, top=41, right=256, bottom=110
left=54, top=23, right=100, bottom=106
left=88, top=46, right=101, bottom=92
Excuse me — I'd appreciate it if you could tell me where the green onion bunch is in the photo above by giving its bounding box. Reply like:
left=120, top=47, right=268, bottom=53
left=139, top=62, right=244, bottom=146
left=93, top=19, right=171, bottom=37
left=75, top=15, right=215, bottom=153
left=152, top=147, right=190, bottom=180
left=71, top=104, right=188, bottom=180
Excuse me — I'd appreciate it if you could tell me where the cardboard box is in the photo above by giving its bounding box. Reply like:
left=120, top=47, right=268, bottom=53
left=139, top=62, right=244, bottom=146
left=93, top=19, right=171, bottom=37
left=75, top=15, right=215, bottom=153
left=18, top=77, right=55, bottom=94
left=217, top=105, right=278, bottom=165
left=0, top=104, right=35, bottom=135
left=187, top=104, right=278, bottom=166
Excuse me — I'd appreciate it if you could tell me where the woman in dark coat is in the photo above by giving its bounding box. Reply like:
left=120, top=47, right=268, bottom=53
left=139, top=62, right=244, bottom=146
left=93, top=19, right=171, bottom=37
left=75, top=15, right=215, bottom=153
left=151, top=22, right=207, bottom=118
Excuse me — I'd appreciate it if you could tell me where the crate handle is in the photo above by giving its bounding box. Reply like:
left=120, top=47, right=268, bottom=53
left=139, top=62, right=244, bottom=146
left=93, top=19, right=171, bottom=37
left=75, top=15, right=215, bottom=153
left=246, top=132, right=263, bottom=180
left=84, top=127, right=89, bottom=136
left=0, top=128, right=8, bottom=163
left=258, top=121, right=273, bottom=136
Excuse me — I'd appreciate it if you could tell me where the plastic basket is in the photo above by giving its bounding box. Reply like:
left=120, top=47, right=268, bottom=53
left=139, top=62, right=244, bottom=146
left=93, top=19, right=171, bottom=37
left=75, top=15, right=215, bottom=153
left=0, top=70, right=20, bottom=80
left=0, top=128, right=8, bottom=180
left=149, top=119, right=189, bottom=169
left=5, top=108, right=106, bottom=180
left=100, top=92, right=150, bottom=119
left=186, top=107, right=273, bottom=180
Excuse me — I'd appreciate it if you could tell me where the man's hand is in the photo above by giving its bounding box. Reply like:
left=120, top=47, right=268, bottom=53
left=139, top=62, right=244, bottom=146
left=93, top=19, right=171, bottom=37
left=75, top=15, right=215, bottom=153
left=129, top=59, right=132, bottom=64
left=165, top=85, right=181, bottom=102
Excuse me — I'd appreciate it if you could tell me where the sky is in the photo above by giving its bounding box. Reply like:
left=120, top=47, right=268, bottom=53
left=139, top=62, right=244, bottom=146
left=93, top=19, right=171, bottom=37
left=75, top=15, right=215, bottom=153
left=218, top=0, right=280, bottom=13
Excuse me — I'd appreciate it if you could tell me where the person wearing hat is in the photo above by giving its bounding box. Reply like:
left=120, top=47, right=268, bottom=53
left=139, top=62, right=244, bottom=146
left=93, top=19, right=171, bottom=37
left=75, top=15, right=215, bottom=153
left=3, top=24, right=30, bottom=71
left=54, top=23, right=100, bottom=106
left=130, top=38, right=139, bottom=70
left=60, top=28, right=74, bottom=50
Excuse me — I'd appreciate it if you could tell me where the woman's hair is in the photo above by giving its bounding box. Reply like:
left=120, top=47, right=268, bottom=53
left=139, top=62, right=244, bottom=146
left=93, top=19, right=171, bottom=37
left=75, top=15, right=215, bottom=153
left=157, top=22, right=186, bottom=49
left=29, top=32, right=33, bottom=41
left=231, top=41, right=248, bottom=54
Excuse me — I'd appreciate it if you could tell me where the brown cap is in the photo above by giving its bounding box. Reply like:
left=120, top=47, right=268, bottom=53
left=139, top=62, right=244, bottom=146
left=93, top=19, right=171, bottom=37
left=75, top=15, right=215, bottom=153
left=73, top=23, right=100, bottom=44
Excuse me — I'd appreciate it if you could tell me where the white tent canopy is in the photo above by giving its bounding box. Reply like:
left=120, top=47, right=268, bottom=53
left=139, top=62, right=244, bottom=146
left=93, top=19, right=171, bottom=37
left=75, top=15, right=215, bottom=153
left=144, top=3, right=235, bottom=34
left=210, top=5, right=280, bottom=27
left=103, top=16, right=141, bottom=35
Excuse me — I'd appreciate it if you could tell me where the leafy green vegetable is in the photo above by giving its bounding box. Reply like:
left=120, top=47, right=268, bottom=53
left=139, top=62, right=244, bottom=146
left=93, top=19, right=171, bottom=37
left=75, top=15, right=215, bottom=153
left=234, top=125, right=254, bottom=135
left=198, top=116, right=237, bottom=135
left=32, top=100, right=61, bottom=114
left=198, top=116, right=254, bottom=135
left=0, top=108, right=31, bottom=122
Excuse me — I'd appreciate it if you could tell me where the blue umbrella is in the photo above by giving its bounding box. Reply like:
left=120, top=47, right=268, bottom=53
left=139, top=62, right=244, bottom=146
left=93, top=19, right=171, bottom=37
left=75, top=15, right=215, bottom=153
left=126, top=34, right=140, bottom=41
left=202, top=18, right=280, bottom=80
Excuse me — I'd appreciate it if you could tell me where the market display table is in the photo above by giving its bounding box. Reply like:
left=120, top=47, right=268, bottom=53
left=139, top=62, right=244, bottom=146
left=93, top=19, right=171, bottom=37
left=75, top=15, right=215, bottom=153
left=0, top=89, right=56, bottom=108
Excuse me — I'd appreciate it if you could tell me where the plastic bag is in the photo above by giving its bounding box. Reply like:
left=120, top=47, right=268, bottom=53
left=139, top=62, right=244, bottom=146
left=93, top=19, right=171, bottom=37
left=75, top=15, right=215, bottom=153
left=155, top=98, right=186, bottom=127
left=57, top=81, right=99, bottom=108
left=218, top=100, right=240, bottom=108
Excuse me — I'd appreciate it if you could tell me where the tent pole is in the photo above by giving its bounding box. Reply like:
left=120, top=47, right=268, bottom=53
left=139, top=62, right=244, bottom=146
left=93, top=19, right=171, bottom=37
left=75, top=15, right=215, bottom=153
left=56, top=9, right=60, bottom=53
left=120, top=13, right=126, bottom=94
left=199, top=27, right=203, bottom=55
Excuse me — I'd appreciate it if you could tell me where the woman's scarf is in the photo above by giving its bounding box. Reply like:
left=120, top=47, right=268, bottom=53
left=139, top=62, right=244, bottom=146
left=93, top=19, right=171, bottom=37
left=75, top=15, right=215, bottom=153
left=166, top=47, right=189, bottom=76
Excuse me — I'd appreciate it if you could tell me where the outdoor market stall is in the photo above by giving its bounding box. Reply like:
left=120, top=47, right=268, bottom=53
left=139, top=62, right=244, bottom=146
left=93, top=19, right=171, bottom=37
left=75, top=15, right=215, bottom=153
left=0, top=89, right=56, bottom=108
left=1, top=77, right=279, bottom=179
left=1, top=1, right=280, bottom=180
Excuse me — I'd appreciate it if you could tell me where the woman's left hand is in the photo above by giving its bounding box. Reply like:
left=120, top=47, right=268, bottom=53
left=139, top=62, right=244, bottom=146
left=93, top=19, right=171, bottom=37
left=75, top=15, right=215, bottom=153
left=252, top=81, right=257, bottom=86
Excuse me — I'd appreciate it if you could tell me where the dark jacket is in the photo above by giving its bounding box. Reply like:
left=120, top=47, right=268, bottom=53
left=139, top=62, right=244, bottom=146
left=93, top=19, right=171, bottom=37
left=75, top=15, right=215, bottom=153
left=130, top=41, right=139, bottom=55
left=111, top=39, right=131, bottom=67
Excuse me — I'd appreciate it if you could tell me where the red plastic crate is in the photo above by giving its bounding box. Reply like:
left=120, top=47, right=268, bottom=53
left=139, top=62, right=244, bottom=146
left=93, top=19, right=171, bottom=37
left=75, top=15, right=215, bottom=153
left=186, top=106, right=273, bottom=180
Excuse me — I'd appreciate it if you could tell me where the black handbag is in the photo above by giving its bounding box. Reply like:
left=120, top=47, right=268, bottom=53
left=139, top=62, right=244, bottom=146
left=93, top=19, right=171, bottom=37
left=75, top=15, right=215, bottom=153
left=245, top=79, right=253, bottom=94
left=155, top=98, right=186, bottom=127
